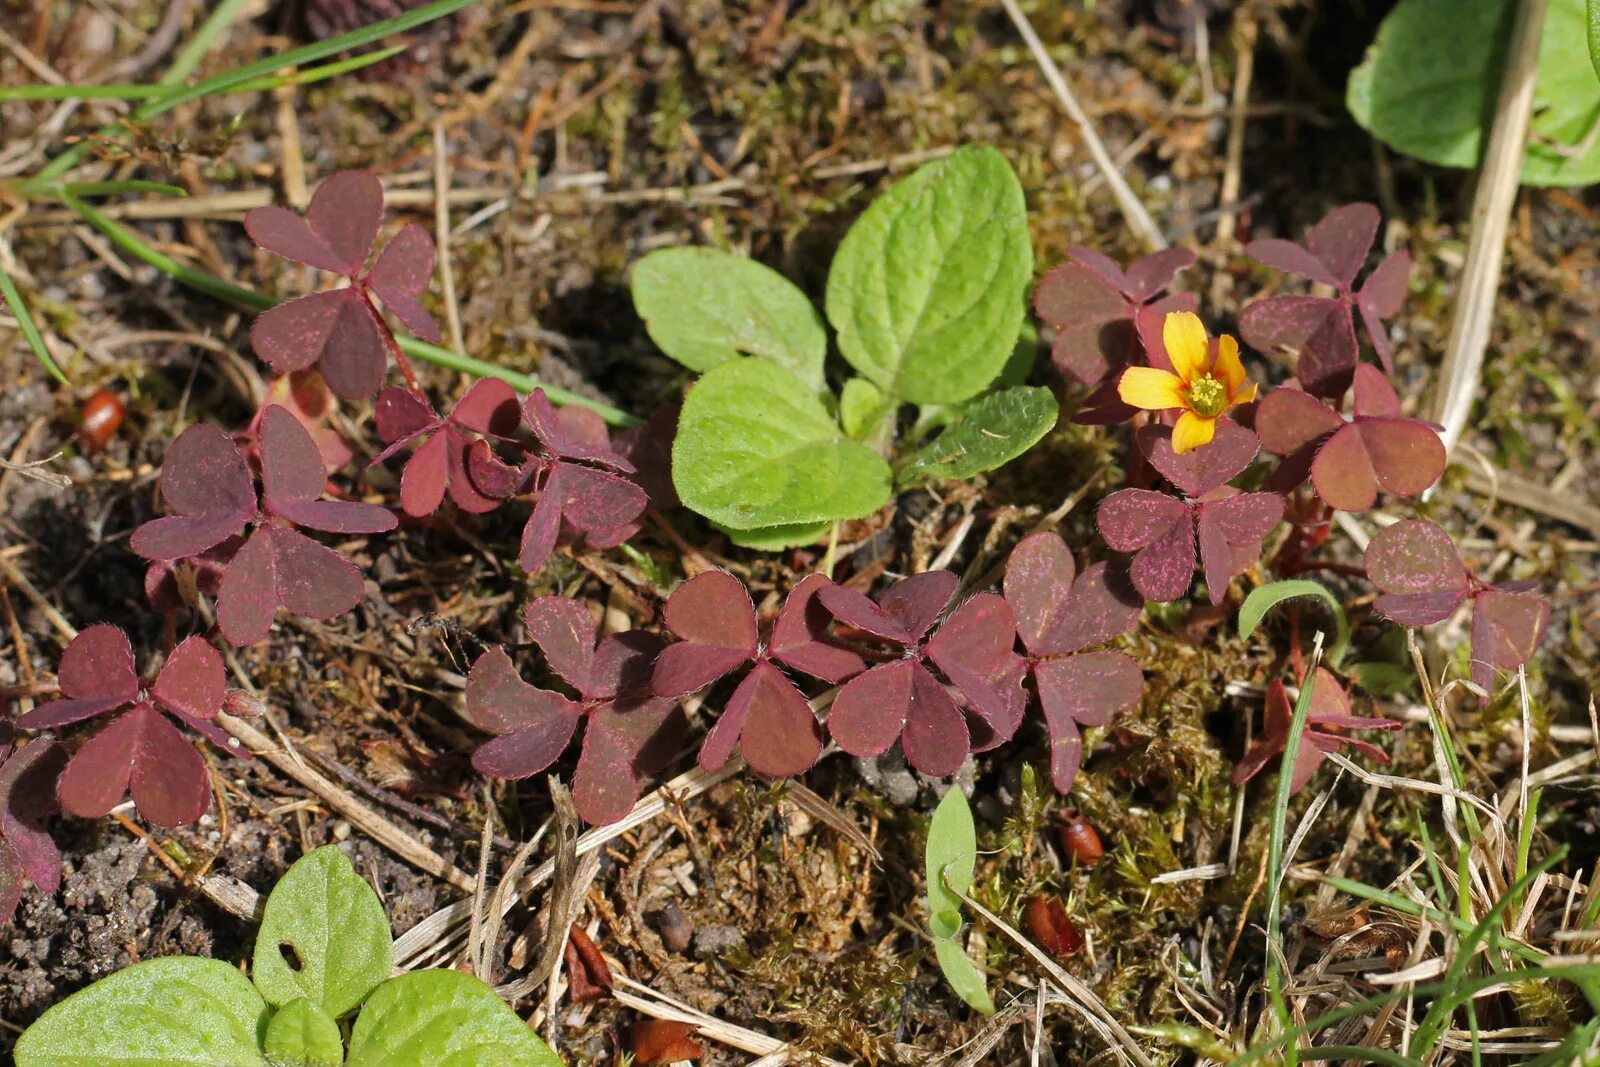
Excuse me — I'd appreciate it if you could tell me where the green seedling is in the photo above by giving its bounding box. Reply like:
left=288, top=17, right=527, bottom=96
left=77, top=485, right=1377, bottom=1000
left=14, top=846, right=562, bottom=1067
left=632, top=145, right=1055, bottom=547
left=924, top=788, right=994, bottom=1015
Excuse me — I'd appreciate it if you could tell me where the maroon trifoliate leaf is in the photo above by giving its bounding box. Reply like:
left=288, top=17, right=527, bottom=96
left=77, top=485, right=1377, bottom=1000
left=1034, top=651, right=1143, bottom=793
left=897, top=663, right=970, bottom=777
left=1136, top=420, right=1260, bottom=498
left=265, top=370, right=353, bottom=473
left=465, top=647, right=583, bottom=778
left=452, top=378, right=522, bottom=437
left=827, top=660, right=969, bottom=776
left=245, top=170, right=382, bottom=275
left=819, top=570, right=958, bottom=645
left=0, top=738, right=66, bottom=903
left=701, top=661, right=821, bottom=777
left=1097, top=490, right=1195, bottom=603
left=260, top=405, right=396, bottom=534
left=1470, top=591, right=1550, bottom=698
left=375, top=380, right=520, bottom=517
left=58, top=702, right=211, bottom=826
left=150, top=636, right=224, bottom=722
left=1195, top=491, right=1284, bottom=604
left=373, top=388, right=437, bottom=452
left=652, top=570, right=759, bottom=697
left=215, top=526, right=367, bottom=647
left=1234, top=669, right=1400, bottom=794
left=130, top=425, right=257, bottom=562
left=1256, top=386, right=1344, bottom=494
left=365, top=224, right=442, bottom=343
left=1060, top=245, right=1129, bottom=290
left=768, top=573, right=864, bottom=683
left=1004, top=533, right=1142, bottom=657
left=551, top=464, right=648, bottom=544
left=19, top=624, right=138, bottom=730
left=1238, top=295, right=1355, bottom=399
left=1246, top=239, right=1342, bottom=289
left=1364, top=520, right=1469, bottom=625
left=924, top=593, right=1021, bottom=724
left=573, top=699, right=686, bottom=825
left=1304, top=203, right=1381, bottom=289
left=252, top=289, right=390, bottom=401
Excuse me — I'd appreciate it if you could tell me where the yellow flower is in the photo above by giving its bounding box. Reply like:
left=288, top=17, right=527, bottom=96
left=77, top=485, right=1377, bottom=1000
left=1118, top=310, right=1257, bottom=455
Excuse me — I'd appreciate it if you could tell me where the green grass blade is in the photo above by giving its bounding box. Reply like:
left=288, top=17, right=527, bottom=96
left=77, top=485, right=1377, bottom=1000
left=53, top=181, right=188, bottom=198
left=231, top=47, right=409, bottom=94
left=63, top=193, right=641, bottom=426
left=0, top=84, right=170, bottom=101
left=1238, top=579, right=1351, bottom=666
left=27, top=0, right=478, bottom=186
left=159, top=0, right=255, bottom=87
left=0, top=266, right=69, bottom=385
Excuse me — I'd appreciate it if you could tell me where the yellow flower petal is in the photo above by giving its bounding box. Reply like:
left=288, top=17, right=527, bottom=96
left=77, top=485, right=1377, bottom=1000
left=1231, top=380, right=1259, bottom=406
left=1214, top=334, right=1246, bottom=394
left=1163, top=311, right=1210, bottom=384
left=1118, top=367, right=1187, bottom=411
left=1171, top=410, right=1216, bottom=455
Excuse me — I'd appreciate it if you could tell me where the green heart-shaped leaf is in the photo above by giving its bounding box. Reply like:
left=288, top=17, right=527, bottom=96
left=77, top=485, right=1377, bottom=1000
left=262, top=998, right=343, bottom=1067
left=896, top=386, right=1058, bottom=487
left=346, top=970, right=562, bottom=1067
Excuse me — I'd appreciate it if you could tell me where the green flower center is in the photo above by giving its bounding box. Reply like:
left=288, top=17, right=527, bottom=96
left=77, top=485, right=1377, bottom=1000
left=1186, top=374, right=1228, bottom=418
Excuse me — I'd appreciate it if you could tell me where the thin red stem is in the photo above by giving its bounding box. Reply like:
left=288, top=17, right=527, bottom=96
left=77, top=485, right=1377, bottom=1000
left=360, top=285, right=427, bottom=399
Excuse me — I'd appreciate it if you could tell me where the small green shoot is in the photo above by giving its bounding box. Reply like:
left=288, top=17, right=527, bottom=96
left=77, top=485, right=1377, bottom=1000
left=1237, top=579, right=1351, bottom=666
left=925, top=788, right=994, bottom=1015
left=0, top=266, right=68, bottom=385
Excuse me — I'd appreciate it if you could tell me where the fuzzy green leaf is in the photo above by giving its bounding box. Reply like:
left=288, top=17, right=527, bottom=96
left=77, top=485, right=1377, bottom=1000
left=1590, top=0, right=1600, bottom=82
left=345, top=970, right=562, bottom=1067
left=1348, top=0, right=1600, bottom=186
left=896, top=386, right=1058, bottom=487
left=252, top=846, right=394, bottom=1019
left=933, top=937, right=996, bottom=1015
left=826, top=146, right=1032, bottom=404
left=1237, top=579, right=1350, bottom=667
left=13, top=957, right=269, bottom=1067
left=262, top=998, right=343, bottom=1067
left=673, top=359, right=892, bottom=529
left=632, top=247, right=827, bottom=392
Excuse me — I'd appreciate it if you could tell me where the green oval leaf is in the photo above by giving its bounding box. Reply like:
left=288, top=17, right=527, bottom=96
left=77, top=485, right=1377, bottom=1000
left=896, top=386, right=1058, bottom=487
left=1237, top=579, right=1350, bottom=667
left=253, top=846, right=394, bottom=1019
left=826, top=145, right=1032, bottom=404
left=632, top=247, right=827, bottom=392
left=714, top=519, right=835, bottom=551
left=346, top=970, right=563, bottom=1067
left=933, top=937, right=995, bottom=1016
left=14, top=957, right=269, bottom=1067
left=263, top=998, right=343, bottom=1067
left=673, top=359, right=892, bottom=529
left=1348, top=0, right=1600, bottom=186
left=1590, top=0, right=1600, bottom=82
left=838, top=377, right=892, bottom=442
left=925, top=789, right=977, bottom=929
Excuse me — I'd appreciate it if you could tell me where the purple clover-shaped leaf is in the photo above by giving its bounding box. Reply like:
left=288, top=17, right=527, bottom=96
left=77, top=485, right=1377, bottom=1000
left=1240, top=204, right=1412, bottom=397
left=1256, top=366, right=1444, bottom=510
left=652, top=572, right=861, bottom=778
left=373, top=379, right=522, bottom=517
left=247, top=170, right=442, bottom=400
left=132, top=407, right=396, bottom=646
left=466, top=390, right=648, bottom=574
left=1003, top=532, right=1144, bottom=793
left=1098, top=456, right=1284, bottom=606
left=1469, top=590, right=1550, bottom=698
left=18, top=627, right=248, bottom=827
left=464, top=598, right=683, bottom=825
left=1034, top=246, right=1196, bottom=387
left=1233, top=669, right=1401, bottom=794
left=0, top=732, right=66, bottom=924
left=819, top=573, right=1022, bottom=776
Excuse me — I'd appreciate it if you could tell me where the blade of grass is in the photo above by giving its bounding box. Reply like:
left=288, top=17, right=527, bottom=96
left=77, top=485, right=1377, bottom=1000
left=62, top=193, right=642, bottom=427
left=158, top=0, right=255, bottom=87
left=0, top=265, right=68, bottom=385
left=25, top=0, right=477, bottom=188
left=0, top=48, right=407, bottom=105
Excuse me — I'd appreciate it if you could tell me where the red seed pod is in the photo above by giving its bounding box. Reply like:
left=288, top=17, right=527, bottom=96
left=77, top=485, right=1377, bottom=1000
left=1024, top=895, right=1084, bottom=959
left=1059, top=813, right=1104, bottom=866
left=79, top=388, right=125, bottom=452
